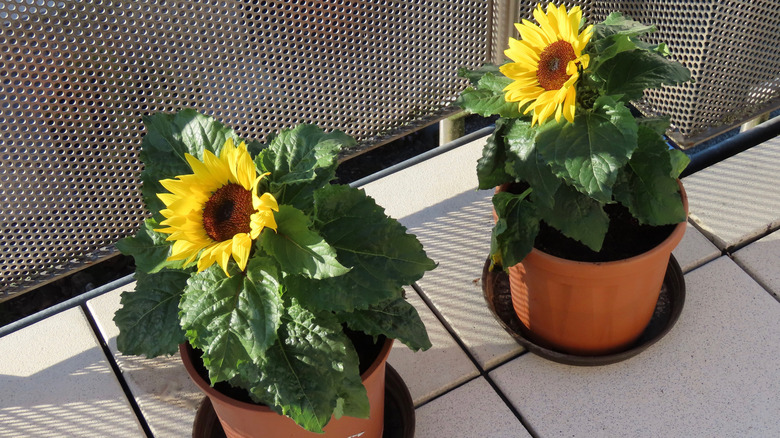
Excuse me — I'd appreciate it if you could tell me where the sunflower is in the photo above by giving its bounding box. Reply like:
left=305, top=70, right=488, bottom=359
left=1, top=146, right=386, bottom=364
left=500, top=3, right=593, bottom=126
left=155, top=138, right=279, bottom=276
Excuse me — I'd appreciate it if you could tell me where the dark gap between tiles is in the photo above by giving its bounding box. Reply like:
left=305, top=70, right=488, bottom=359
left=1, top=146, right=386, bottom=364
left=728, top=256, right=780, bottom=304
left=409, top=282, right=539, bottom=437
left=688, top=220, right=780, bottom=300
left=679, top=256, right=724, bottom=276
left=687, top=215, right=780, bottom=257
left=724, top=224, right=780, bottom=255
left=80, top=303, right=154, bottom=438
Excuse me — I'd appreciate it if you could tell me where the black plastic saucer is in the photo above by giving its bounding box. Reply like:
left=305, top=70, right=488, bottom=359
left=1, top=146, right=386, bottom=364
left=192, top=364, right=414, bottom=437
left=482, top=255, right=686, bottom=366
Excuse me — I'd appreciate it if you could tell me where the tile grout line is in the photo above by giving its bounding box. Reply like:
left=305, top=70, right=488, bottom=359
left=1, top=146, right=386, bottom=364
left=688, top=215, right=780, bottom=255
left=409, top=282, right=540, bottom=438
left=729, top=255, right=780, bottom=304
left=79, top=303, right=155, bottom=438
left=687, top=216, right=780, bottom=303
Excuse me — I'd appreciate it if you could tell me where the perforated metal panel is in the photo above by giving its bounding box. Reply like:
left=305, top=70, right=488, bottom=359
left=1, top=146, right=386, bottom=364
left=4, top=0, right=779, bottom=299
left=501, top=1, right=780, bottom=147
left=0, top=0, right=490, bottom=299
left=590, top=0, right=780, bottom=147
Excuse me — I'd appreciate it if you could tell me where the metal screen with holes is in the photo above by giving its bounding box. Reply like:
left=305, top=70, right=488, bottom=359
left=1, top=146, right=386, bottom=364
left=502, top=1, right=780, bottom=147
left=0, top=0, right=490, bottom=299
left=2, top=0, right=780, bottom=300
left=591, top=0, right=780, bottom=147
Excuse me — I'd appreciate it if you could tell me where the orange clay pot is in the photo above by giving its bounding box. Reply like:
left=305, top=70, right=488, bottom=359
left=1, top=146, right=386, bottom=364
left=507, top=183, right=688, bottom=355
left=180, top=337, right=393, bottom=438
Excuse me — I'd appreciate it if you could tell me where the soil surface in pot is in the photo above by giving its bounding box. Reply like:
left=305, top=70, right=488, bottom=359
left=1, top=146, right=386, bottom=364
left=190, top=329, right=386, bottom=405
left=535, top=202, right=677, bottom=263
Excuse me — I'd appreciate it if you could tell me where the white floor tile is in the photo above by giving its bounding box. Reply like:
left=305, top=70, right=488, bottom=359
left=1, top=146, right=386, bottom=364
left=415, top=377, right=532, bottom=438
left=673, top=222, right=720, bottom=272
left=0, top=308, right=143, bottom=438
left=683, top=136, right=780, bottom=250
left=388, top=288, right=479, bottom=406
left=490, top=257, right=780, bottom=438
left=87, top=286, right=201, bottom=438
left=733, top=229, right=780, bottom=299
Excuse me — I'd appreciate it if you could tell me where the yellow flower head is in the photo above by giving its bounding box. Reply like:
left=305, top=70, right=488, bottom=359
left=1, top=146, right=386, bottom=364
left=500, top=3, right=593, bottom=126
left=154, top=138, right=279, bottom=276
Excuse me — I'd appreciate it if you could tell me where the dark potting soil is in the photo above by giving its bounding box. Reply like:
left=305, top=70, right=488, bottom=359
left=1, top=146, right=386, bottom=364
left=190, top=330, right=386, bottom=405
left=534, top=202, right=677, bottom=263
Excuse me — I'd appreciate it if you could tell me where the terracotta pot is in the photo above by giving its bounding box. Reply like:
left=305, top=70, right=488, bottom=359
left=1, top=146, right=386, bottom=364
left=180, top=337, right=393, bottom=438
left=507, top=183, right=688, bottom=355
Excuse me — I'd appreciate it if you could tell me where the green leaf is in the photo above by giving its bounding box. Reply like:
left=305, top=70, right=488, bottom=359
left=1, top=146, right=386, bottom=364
left=314, top=185, right=436, bottom=286
left=261, top=205, right=351, bottom=280
left=114, top=270, right=189, bottom=357
left=669, top=148, right=690, bottom=178
left=591, top=34, right=640, bottom=65
left=536, top=97, right=638, bottom=203
left=457, top=63, right=503, bottom=85
left=283, top=273, right=399, bottom=314
left=476, top=119, right=514, bottom=190
left=592, top=12, right=657, bottom=41
left=455, top=69, right=522, bottom=118
left=115, top=218, right=186, bottom=273
left=244, top=138, right=268, bottom=157
left=178, top=110, right=238, bottom=158
left=139, top=110, right=239, bottom=217
left=179, top=261, right=283, bottom=384
left=332, top=352, right=370, bottom=420
left=637, top=116, right=671, bottom=136
left=491, top=190, right=539, bottom=267
left=613, top=126, right=687, bottom=226
left=503, top=119, right=561, bottom=208
left=259, top=124, right=354, bottom=211
left=475, top=70, right=514, bottom=93
left=233, top=302, right=366, bottom=433
left=455, top=87, right=523, bottom=118
left=337, top=297, right=431, bottom=351
left=292, top=185, right=436, bottom=312
left=536, top=183, right=609, bottom=252
left=597, top=49, right=692, bottom=102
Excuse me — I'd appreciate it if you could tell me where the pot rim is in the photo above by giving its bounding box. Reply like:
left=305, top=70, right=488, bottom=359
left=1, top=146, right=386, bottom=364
left=525, top=181, right=688, bottom=270
left=179, top=336, right=394, bottom=413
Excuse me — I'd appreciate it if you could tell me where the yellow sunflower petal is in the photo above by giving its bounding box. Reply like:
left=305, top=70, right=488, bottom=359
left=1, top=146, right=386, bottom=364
left=185, top=154, right=223, bottom=191
left=169, top=239, right=206, bottom=263
left=533, top=4, right=558, bottom=43
left=568, top=7, right=585, bottom=38
left=503, top=2, right=590, bottom=125
left=577, top=53, right=590, bottom=70
left=203, top=149, right=232, bottom=186
left=231, top=233, right=252, bottom=271
left=216, top=241, right=232, bottom=276
left=562, top=84, right=577, bottom=123
left=516, top=19, right=549, bottom=49
left=506, top=85, right=543, bottom=103
left=197, top=245, right=218, bottom=273
left=505, top=38, right=539, bottom=66
left=251, top=209, right=277, bottom=236
left=234, top=142, right=257, bottom=190
left=547, top=4, right=567, bottom=39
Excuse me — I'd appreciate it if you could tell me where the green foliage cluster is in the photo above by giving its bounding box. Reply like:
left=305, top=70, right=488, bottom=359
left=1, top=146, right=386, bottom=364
left=456, top=13, right=692, bottom=267
left=114, top=109, right=436, bottom=433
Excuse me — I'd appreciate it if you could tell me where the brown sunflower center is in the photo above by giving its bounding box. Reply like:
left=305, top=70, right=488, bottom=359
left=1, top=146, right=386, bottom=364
left=202, top=183, right=254, bottom=242
left=536, top=40, right=577, bottom=91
